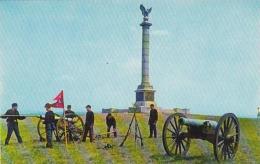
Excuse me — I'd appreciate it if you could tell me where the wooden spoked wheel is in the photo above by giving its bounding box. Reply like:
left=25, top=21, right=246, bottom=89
left=56, top=115, right=84, bottom=142
left=68, top=116, right=84, bottom=141
left=37, top=118, right=46, bottom=141
left=214, top=113, right=240, bottom=161
left=56, top=118, right=69, bottom=142
left=162, top=113, right=190, bottom=156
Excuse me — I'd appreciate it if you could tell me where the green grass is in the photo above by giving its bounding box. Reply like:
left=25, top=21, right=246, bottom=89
left=115, top=113, right=150, bottom=163
left=239, top=118, right=260, bottom=161
left=0, top=113, right=259, bottom=164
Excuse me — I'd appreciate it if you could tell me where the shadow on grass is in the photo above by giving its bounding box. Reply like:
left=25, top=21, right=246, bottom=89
left=32, top=144, right=46, bottom=149
left=150, top=154, right=216, bottom=163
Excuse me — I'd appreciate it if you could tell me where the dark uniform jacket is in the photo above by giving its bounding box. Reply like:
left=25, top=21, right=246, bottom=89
left=2, top=109, right=25, bottom=123
left=65, top=110, right=76, bottom=118
left=85, top=111, right=94, bottom=126
left=106, top=115, right=116, bottom=128
left=149, top=108, right=158, bottom=125
left=44, top=111, right=55, bottom=124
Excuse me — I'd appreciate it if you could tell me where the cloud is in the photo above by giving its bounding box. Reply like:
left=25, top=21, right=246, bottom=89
left=151, top=30, right=170, bottom=37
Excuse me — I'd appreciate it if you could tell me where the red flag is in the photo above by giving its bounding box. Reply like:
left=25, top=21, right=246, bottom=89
left=52, top=90, right=64, bottom=108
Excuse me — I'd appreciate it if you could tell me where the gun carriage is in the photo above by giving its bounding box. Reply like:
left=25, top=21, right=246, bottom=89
left=37, top=114, right=84, bottom=142
left=162, top=113, right=240, bottom=161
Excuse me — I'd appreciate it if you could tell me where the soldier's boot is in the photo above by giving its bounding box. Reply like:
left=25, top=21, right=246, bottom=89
left=46, top=142, right=53, bottom=148
left=113, top=131, right=117, bottom=138
left=5, top=135, right=11, bottom=145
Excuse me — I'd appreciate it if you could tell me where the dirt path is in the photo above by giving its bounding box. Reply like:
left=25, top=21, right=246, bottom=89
left=23, top=118, right=55, bottom=163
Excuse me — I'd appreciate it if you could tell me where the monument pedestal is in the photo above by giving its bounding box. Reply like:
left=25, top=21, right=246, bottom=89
left=135, top=84, right=156, bottom=112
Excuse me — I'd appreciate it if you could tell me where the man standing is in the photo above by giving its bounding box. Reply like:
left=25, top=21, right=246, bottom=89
left=106, top=113, right=117, bottom=138
left=43, top=103, right=55, bottom=148
left=1, top=103, right=25, bottom=145
left=148, top=104, right=158, bottom=138
left=82, top=105, right=94, bottom=142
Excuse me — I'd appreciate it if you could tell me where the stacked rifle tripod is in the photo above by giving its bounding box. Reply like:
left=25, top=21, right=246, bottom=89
left=120, top=111, right=143, bottom=147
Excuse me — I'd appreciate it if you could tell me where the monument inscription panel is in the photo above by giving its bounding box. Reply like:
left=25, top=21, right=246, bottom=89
left=136, top=92, right=144, bottom=101
left=145, top=92, right=154, bottom=101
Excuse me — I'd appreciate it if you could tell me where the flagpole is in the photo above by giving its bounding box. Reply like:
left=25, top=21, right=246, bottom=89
left=52, top=90, right=67, bottom=148
left=62, top=90, right=68, bottom=148
left=63, top=107, right=68, bottom=148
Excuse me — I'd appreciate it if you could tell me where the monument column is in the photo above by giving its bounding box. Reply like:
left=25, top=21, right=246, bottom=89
left=135, top=4, right=156, bottom=111
left=141, top=16, right=151, bottom=86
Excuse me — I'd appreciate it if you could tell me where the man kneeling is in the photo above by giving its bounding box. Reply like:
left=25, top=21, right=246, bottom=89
left=106, top=113, right=117, bottom=138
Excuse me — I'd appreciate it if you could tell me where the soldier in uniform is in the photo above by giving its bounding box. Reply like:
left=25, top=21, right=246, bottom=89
left=82, top=105, right=94, bottom=142
left=43, top=103, right=55, bottom=148
left=65, top=105, right=75, bottom=118
left=64, top=105, right=78, bottom=141
left=106, top=113, right=117, bottom=138
left=1, top=103, right=25, bottom=145
left=148, top=104, right=158, bottom=138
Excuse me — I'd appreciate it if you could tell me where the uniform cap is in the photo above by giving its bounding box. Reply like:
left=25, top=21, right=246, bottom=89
left=12, top=103, right=18, bottom=107
left=45, top=103, right=52, bottom=108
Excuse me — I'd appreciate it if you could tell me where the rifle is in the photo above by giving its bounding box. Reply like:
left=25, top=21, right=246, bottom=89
left=0, top=115, right=42, bottom=119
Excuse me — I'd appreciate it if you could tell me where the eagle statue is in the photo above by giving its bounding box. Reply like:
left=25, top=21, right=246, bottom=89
left=140, top=4, right=152, bottom=17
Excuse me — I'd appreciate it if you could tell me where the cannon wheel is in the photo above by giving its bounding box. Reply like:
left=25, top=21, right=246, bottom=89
left=37, top=114, right=60, bottom=142
left=56, top=115, right=84, bottom=142
left=214, top=113, right=240, bottom=161
left=37, top=118, right=46, bottom=141
left=162, top=113, right=190, bottom=156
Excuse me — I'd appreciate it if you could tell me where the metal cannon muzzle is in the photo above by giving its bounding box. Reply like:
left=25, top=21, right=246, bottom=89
left=179, top=117, right=218, bottom=129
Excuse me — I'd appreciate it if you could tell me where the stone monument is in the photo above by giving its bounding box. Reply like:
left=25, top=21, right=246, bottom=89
left=134, top=4, right=156, bottom=112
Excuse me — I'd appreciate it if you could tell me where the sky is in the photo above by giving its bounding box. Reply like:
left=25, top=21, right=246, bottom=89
left=0, top=0, right=259, bottom=117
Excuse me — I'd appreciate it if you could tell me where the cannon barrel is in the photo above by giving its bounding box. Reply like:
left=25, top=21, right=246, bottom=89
left=179, top=117, right=218, bottom=129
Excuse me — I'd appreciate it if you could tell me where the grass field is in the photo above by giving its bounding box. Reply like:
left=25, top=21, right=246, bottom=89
left=0, top=113, right=259, bottom=164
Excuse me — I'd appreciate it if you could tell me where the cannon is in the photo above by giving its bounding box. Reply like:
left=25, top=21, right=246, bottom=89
left=162, top=113, right=240, bottom=161
left=37, top=113, right=84, bottom=142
